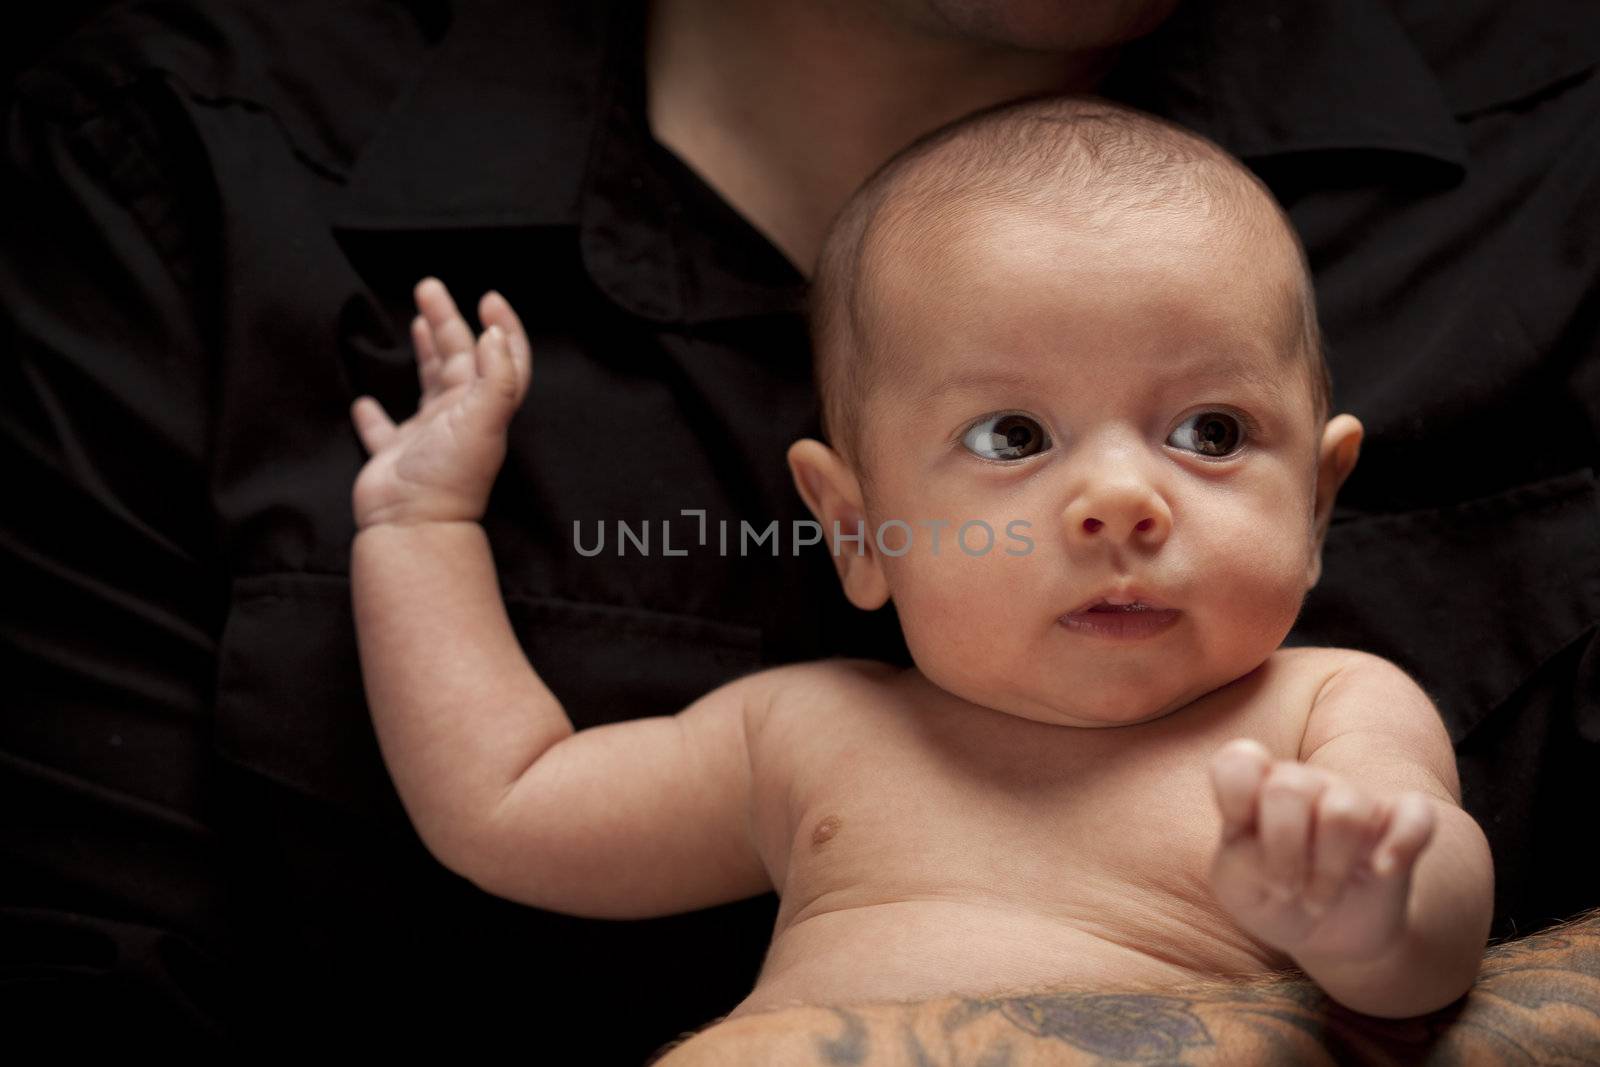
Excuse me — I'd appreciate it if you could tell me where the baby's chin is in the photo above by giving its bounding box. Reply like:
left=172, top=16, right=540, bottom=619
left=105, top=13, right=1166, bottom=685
left=915, top=662, right=1190, bottom=729
left=994, top=694, right=1189, bottom=730
left=920, top=655, right=1246, bottom=730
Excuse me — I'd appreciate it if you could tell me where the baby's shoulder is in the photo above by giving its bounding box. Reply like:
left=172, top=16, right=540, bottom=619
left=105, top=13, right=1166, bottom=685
left=1265, top=644, right=1426, bottom=694
left=759, top=656, right=904, bottom=705
left=1222, top=646, right=1383, bottom=730
left=742, top=657, right=904, bottom=741
left=1278, top=646, right=1455, bottom=793
left=1262, top=644, right=1384, bottom=689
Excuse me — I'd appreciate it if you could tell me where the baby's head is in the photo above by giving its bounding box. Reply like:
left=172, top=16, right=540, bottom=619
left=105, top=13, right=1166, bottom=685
left=789, top=95, right=1364, bottom=728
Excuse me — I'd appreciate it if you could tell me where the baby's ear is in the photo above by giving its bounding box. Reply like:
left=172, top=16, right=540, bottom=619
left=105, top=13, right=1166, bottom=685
left=787, top=439, right=890, bottom=611
left=1307, top=414, right=1364, bottom=588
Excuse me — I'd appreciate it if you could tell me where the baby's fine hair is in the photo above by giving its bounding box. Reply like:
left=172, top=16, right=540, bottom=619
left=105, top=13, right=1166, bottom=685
left=808, top=95, right=1333, bottom=468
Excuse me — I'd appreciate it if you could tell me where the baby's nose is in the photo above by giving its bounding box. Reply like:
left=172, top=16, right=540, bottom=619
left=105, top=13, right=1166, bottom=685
left=1062, top=484, right=1172, bottom=545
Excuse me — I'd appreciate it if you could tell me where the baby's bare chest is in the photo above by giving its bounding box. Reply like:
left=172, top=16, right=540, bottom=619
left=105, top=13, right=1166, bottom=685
left=752, top=655, right=1324, bottom=953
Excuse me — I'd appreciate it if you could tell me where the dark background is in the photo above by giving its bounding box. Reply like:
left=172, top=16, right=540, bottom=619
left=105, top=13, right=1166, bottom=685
left=4, top=3, right=114, bottom=95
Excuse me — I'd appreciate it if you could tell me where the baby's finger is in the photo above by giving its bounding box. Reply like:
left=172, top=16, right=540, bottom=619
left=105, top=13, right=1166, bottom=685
left=1210, top=738, right=1270, bottom=843
left=479, top=290, right=531, bottom=403
left=473, top=325, right=520, bottom=411
left=415, top=277, right=478, bottom=385
left=411, top=315, right=442, bottom=398
left=1257, top=762, right=1324, bottom=896
left=1305, top=782, right=1381, bottom=912
left=350, top=396, right=397, bottom=454
left=1208, top=832, right=1270, bottom=915
left=1370, top=793, right=1437, bottom=877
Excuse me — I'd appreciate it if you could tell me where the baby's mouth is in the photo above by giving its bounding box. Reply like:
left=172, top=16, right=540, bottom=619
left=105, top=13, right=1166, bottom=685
left=1065, top=590, right=1174, bottom=614
left=1060, top=589, right=1180, bottom=638
left=1059, top=601, right=1182, bottom=639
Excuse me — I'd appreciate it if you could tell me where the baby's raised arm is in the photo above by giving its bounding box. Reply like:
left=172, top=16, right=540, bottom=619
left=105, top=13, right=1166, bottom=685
left=348, top=280, right=775, bottom=919
left=1207, top=650, right=1493, bottom=1017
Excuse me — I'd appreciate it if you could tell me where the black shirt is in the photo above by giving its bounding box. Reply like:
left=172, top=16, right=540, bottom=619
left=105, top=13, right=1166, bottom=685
left=3, top=0, right=1598, bottom=1057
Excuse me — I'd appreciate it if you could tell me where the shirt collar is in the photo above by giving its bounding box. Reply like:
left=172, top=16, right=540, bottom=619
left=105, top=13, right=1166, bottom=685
left=330, top=0, right=604, bottom=231
left=1104, top=0, right=1465, bottom=172
left=332, top=0, right=1467, bottom=323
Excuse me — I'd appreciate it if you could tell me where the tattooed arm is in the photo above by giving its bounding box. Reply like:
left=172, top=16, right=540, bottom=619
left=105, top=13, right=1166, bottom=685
left=649, top=909, right=1600, bottom=1066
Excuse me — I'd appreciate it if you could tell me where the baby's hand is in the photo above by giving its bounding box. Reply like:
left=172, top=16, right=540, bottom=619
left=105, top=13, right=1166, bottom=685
left=1207, top=738, right=1437, bottom=964
left=350, top=278, right=531, bottom=529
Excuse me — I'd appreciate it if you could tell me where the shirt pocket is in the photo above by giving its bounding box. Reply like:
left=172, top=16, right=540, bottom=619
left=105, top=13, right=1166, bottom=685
left=1291, top=466, right=1600, bottom=744
left=213, top=571, right=762, bottom=826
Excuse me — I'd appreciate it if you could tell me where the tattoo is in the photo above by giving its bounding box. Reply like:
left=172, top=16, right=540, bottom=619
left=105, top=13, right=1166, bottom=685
left=816, top=1008, right=869, bottom=1065
left=926, top=910, right=1600, bottom=1065
left=903, top=1023, right=938, bottom=1067
left=951, top=993, right=1212, bottom=1060
left=652, top=909, right=1600, bottom=1066
left=902, top=1018, right=1013, bottom=1067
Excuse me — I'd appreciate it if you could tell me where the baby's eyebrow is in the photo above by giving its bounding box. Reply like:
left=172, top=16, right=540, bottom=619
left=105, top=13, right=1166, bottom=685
left=915, top=358, right=1289, bottom=410
left=919, top=368, right=1040, bottom=402
left=905, top=367, right=1040, bottom=424
left=1178, top=358, right=1289, bottom=406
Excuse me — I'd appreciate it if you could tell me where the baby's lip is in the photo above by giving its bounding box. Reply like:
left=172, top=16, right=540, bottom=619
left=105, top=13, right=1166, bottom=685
left=1064, top=588, right=1174, bottom=615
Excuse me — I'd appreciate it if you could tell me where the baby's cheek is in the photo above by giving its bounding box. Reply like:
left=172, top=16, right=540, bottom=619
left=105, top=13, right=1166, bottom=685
left=887, top=551, right=1015, bottom=667
left=887, top=552, right=977, bottom=637
left=1212, top=533, right=1308, bottom=638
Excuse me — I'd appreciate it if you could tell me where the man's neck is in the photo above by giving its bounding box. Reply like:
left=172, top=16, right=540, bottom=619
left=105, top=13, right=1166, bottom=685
left=645, top=0, right=1117, bottom=277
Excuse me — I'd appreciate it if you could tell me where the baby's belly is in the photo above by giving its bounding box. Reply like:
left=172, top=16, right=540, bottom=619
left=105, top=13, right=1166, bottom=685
left=729, top=899, right=1285, bottom=1019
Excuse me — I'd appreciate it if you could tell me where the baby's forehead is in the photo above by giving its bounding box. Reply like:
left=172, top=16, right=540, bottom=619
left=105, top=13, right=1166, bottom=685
left=826, top=98, right=1306, bottom=335
left=864, top=191, right=1306, bottom=344
left=874, top=175, right=1291, bottom=274
left=860, top=201, right=1317, bottom=403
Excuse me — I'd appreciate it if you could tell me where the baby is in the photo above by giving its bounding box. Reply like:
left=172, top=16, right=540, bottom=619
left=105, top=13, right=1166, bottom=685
left=347, top=96, right=1493, bottom=1023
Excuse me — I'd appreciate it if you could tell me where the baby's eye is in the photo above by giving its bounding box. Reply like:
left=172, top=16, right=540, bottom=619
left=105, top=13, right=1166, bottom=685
left=962, top=413, right=1051, bottom=461
left=1168, top=411, right=1246, bottom=458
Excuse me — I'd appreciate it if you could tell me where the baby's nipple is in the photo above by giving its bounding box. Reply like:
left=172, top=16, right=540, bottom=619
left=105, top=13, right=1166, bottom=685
left=810, top=814, right=843, bottom=850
